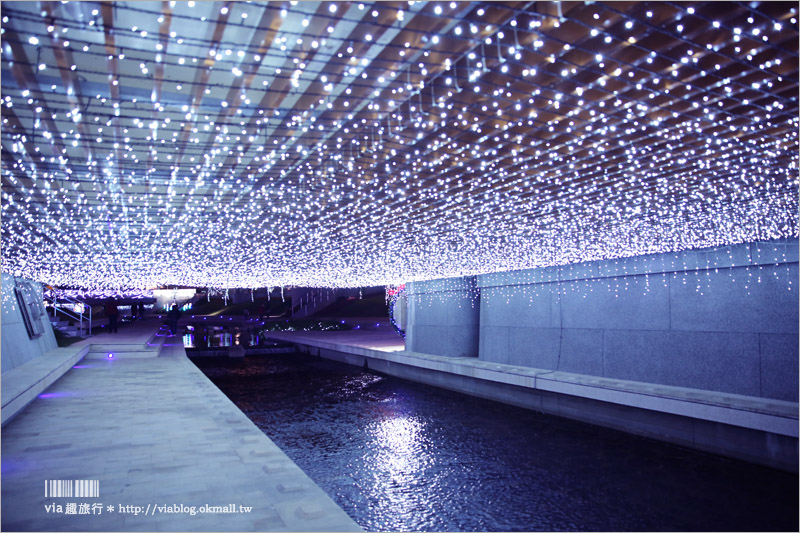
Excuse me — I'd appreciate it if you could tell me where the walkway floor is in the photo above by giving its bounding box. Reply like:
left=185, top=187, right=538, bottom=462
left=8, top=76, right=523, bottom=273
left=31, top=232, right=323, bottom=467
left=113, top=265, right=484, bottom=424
left=1, top=318, right=361, bottom=532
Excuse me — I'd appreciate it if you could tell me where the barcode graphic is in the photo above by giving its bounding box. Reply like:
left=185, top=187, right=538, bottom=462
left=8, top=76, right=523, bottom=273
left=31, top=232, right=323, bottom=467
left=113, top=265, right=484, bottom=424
left=45, top=480, right=99, bottom=498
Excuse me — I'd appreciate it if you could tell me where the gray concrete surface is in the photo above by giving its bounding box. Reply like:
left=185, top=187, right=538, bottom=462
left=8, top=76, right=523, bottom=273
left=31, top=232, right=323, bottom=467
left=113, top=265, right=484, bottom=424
left=3, top=318, right=168, bottom=426
left=406, top=276, right=480, bottom=358
left=266, top=328, right=798, bottom=472
left=1, top=320, right=361, bottom=532
left=407, top=239, right=799, bottom=402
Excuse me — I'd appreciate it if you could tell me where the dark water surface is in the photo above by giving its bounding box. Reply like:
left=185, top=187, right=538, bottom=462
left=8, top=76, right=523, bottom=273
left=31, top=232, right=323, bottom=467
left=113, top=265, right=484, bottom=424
left=192, top=354, right=798, bottom=532
left=183, top=324, right=269, bottom=348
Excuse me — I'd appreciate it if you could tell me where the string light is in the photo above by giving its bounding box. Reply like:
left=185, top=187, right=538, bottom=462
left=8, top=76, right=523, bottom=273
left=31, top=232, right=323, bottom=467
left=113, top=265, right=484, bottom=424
left=0, top=1, right=797, bottom=290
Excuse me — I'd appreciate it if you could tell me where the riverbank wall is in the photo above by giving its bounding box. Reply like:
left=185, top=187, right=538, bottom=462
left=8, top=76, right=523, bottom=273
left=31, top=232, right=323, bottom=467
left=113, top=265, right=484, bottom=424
left=268, top=239, right=799, bottom=472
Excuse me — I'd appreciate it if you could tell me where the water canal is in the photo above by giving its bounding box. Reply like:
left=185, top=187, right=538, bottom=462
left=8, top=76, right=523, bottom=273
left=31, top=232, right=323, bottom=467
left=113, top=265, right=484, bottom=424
left=192, top=353, right=798, bottom=532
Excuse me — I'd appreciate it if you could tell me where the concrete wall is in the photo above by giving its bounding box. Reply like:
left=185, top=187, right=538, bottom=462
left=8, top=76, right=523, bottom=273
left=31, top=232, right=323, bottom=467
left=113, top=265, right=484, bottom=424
left=407, top=276, right=480, bottom=357
left=1, top=273, right=58, bottom=373
left=406, top=239, right=799, bottom=402
left=152, top=288, right=197, bottom=310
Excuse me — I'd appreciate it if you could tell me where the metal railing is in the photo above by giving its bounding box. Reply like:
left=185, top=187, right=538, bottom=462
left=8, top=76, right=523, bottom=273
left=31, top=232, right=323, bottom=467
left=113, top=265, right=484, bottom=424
left=43, top=290, right=92, bottom=338
left=291, top=288, right=334, bottom=318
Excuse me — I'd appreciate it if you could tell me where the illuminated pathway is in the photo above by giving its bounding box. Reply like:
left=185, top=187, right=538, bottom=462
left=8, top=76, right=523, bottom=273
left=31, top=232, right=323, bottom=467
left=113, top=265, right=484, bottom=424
left=1, top=319, right=361, bottom=532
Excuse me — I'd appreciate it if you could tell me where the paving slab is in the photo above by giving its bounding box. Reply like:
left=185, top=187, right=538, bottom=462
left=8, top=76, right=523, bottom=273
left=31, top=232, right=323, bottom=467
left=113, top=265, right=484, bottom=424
left=1, top=323, right=361, bottom=532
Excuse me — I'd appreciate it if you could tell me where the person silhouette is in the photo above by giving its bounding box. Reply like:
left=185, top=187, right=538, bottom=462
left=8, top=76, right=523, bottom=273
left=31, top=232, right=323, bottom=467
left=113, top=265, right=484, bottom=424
left=167, top=304, right=182, bottom=336
left=105, top=297, right=119, bottom=333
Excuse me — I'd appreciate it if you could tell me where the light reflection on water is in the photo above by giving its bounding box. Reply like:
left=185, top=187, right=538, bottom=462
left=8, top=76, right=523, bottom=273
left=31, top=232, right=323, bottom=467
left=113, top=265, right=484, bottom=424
left=367, top=415, right=433, bottom=526
left=193, top=354, right=798, bottom=532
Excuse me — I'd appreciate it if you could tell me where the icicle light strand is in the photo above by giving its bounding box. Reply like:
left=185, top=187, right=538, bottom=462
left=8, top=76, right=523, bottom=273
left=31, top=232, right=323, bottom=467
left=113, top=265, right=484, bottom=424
left=0, top=1, right=797, bottom=289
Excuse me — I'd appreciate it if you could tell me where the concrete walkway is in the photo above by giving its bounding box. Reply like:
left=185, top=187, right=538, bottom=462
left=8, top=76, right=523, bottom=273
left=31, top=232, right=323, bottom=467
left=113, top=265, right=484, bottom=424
left=1, top=319, right=361, bottom=532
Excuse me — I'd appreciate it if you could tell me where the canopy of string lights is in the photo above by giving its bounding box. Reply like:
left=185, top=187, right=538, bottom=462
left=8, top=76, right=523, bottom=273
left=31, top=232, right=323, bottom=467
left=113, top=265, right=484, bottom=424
left=1, top=1, right=797, bottom=289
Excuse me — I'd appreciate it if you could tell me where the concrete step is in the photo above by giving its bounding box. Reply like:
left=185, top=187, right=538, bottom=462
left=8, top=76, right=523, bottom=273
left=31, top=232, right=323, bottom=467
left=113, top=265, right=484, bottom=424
left=51, top=319, right=87, bottom=329
left=53, top=326, right=88, bottom=339
left=85, top=350, right=160, bottom=360
left=146, top=331, right=169, bottom=348
left=50, top=318, right=87, bottom=327
left=88, top=343, right=151, bottom=353
left=87, top=330, right=168, bottom=359
left=147, top=334, right=168, bottom=357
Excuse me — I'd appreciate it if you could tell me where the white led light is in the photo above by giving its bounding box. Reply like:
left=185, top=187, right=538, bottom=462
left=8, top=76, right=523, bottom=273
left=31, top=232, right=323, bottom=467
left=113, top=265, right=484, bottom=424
left=0, top=0, right=795, bottom=292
